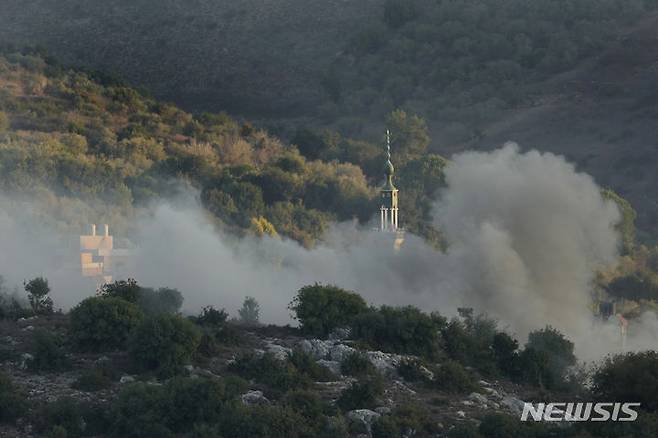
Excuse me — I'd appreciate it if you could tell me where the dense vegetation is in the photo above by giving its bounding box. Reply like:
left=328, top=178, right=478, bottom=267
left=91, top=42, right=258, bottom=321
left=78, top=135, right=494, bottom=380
left=0, top=51, right=453, bottom=246
left=2, top=278, right=658, bottom=437
left=326, top=0, right=658, bottom=141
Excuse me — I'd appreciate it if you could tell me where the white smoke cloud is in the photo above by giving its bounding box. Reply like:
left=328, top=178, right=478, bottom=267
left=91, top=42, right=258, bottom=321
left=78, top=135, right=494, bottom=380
left=1, top=144, right=656, bottom=360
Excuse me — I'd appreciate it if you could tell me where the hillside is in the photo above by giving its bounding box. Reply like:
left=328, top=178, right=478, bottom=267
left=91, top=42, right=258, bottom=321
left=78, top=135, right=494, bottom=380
left=0, top=52, right=380, bottom=246
left=2, top=0, right=658, bottom=237
left=0, top=0, right=383, bottom=117
left=2, top=280, right=657, bottom=437
left=466, top=11, right=658, bottom=239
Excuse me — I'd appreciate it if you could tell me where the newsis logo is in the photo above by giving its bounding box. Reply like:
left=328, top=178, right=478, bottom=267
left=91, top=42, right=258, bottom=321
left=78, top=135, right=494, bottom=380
left=521, top=402, right=640, bottom=422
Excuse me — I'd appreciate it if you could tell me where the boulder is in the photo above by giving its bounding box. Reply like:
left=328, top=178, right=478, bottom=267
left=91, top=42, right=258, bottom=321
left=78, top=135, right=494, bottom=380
left=468, top=392, right=489, bottom=406
left=19, top=353, right=34, bottom=370
left=347, top=409, right=381, bottom=435
left=264, top=341, right=291, bottom=361
left=298, top=339, right=332, bottom=360
left=329, top=344, right=355, bottom=362
left=366, top=351, right=400, bottom=375
left=119, top=375, right=135, bottom=384
left=241, top=390, right=270, bottom=406
left=501, top=396, right=526, bottom=416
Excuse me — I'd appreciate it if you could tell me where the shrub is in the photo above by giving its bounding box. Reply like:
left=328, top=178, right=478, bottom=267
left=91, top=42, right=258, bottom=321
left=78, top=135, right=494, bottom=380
left=372, top=404, right=440, bottom=438
left=128, top=314, right=201, bottom=377
left=138, top=287, right=183, bottom=316
left=195, top=305, right=228, bottom=327
left=0, top=371, right=27, bottom=423
left=228, top=353, right=310, bottom=394
left=283, top=390, right=332, bottom=422
left=162, top=377, right=226, bottom=432
left=111, top=383, right=174, bottom=438
left=69, top=296, right=143, bottom=352
left=98, top=279, right=140, bottom=303
left=520, top=326, right=576, bottom=390
left=24, top=276, right=53, bottom=315
left=432, top=360, right=479, bottom=394
left=217, top=404, right=312, bottom=438
left=397, top=358, right=430, bottom=383
left=194, top=306, right=241, bottom=356
left=72, top=367, right=113, bottom=392
left=441, top=311, right=499, bottom=375
left=99, top=280, right=183, bottom=316
left=336, top=376, right=383, bottom=411
left=341, top=351, right=376, bottom=377
left=351, top=306, right=445, bottom=358
left=289, top=349, right=336, bottom=381
left=29, top=329, right=70, bottom=372
left=289, top=284, right=368, bottom=337
left=33, top=398, right=104, bottom=438
left=592, top=351, right=658, bottom=412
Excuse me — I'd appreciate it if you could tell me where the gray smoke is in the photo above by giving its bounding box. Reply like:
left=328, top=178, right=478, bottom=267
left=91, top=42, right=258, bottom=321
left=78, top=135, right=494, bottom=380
left=1, top=144, right=656, bottom=360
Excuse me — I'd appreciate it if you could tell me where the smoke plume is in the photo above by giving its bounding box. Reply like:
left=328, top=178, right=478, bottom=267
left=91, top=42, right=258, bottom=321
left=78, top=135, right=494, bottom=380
left=1, top=144, right=656, bottom=360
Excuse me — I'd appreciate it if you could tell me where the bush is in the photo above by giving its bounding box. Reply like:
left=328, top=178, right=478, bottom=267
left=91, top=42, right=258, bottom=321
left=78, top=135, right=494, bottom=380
left=0, top=371, right=27, bottom=423
left=99, top=280, right=183, bottom=316
left=69, top=296, right=143, bottom=352
left=217, top=404, right=312, bottom=438
left=351, top=306, right=445, bottom=359
left=341, top=351, right=376, bottom=377
left=34, top=398, right=109, bottom=438
left=592, top=351, right=658, bottom=412
left=336, top=376, right=383, bottom=411
left=128, top=314, right=201, bottom=377
left=194, top=306, right=241, bottom=356
left=283, top=390, right=332, bottom=422
left=138, top=287, right=183, bottom=316
left=228, top=353, right=310, bottom=394
left=111, top=383, right=174, bottom=438
left=195, top=305, right=228, bottom=327
left=72, top=366, right=113, bottom=392
left=520, top=326, right=576, bottom=390
left=372, top=404, right=440, bottom=438
left=289, top=349, right=336, bottom=381
left=29, top=329, right=70, bottom=372
left=289, top=284, right=368, bottom=337
left=432, top=360, right=479, bottom=394
left=397, top=358, right=430, bottom=383
left=441, top=311, right=499, bottom=375
left=98, top=279, right=140, bottom=303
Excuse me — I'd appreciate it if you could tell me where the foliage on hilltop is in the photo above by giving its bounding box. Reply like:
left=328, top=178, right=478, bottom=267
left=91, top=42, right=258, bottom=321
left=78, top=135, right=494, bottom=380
left=326, top=0, right=658, bottom=141
left=0, top=51, right=383, bottom=245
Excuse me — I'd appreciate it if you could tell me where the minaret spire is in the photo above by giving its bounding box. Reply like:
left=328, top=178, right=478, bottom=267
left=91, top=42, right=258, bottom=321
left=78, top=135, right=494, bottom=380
left=380, top=129, right=399, bottom=231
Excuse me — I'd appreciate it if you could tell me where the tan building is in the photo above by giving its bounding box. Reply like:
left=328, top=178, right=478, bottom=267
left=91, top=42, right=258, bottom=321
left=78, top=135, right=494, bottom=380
left=80, top=224, right=132, bottom=284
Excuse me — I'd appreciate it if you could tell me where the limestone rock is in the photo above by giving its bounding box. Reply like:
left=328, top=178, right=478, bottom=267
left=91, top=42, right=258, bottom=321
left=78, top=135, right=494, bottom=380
left=241, top=390, right=270, bottom=406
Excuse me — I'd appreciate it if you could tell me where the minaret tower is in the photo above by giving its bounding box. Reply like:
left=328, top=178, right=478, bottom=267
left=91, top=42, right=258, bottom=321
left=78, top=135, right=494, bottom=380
left=380, top=130, right=399, bottom=232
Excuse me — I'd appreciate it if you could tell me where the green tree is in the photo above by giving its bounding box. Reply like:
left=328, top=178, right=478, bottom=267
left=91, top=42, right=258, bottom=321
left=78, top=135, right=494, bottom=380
left=289, top=284, right=368, bottom=337
left=24, top=277, right=53, bottom=315
left=592, top=351, right=658, bottom=412
left=238, top=296, right=260, bottom=325
left=69, top=296, right=144, bottom=351
left=128, top=314, right=201, bottom=377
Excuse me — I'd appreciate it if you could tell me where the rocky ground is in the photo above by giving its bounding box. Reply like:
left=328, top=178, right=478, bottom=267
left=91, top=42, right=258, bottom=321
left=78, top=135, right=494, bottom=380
left=0, top=315, right=542, bottom=437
